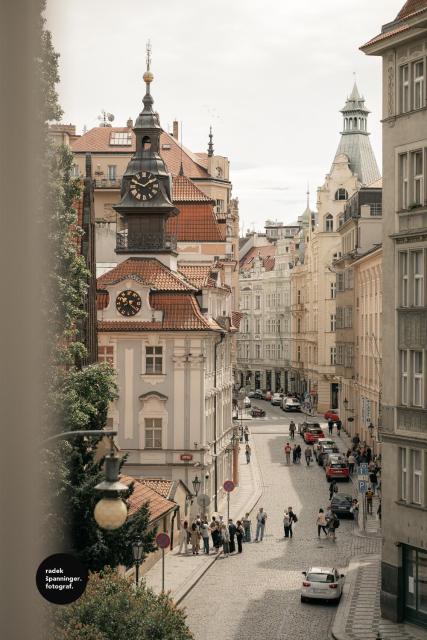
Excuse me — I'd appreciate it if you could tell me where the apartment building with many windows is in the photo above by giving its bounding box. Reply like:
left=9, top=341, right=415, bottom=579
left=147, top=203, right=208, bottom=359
left=362, top=0, right=427, bottom=628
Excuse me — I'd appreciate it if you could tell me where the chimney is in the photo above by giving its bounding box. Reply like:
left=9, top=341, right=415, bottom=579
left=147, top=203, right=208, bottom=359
left=126, top=117, right=133, bottom=128
left=173, top=120, right=179, bottom=139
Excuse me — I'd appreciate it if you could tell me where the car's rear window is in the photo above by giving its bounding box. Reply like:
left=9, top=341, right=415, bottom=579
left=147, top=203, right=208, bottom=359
left=309, top=428, right=323, bottom=435
left=331, top=463, right=347, bottom=468
left=306, top=573, right=335, bottom=583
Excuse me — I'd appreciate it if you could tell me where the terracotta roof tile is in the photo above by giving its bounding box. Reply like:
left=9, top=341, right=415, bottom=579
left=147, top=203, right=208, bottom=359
left=97, top=258, right=196, bottom=291
left=71, top=129, right=209, bottom=178
left=362, top=1, right=427, bottom=49
left=140, top=479, right=174, bottom=499
left=166, top=202, right=225, bottom=242
left=172, top=175, right=213, bottom=202
left=361, top=22, right=412, bottom=48
left=397, top=0, right=427, bottom=20
left=232, top=311, right=243, bottom=330
left=240, top=245, right=277, bottom=272
left=179, top=265, right=219, bottom=289
left=121, top=475, right=176, bottom=522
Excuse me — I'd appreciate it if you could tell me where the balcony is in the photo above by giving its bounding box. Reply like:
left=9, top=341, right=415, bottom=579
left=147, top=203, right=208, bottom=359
left=94, top=176, right=122, bottom=189
left=116, top=231, right=177, bottom=252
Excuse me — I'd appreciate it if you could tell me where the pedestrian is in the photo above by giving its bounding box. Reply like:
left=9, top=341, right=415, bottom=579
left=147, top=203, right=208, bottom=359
left=245, top=443, right=251, bottom=464
left=327, top=512, right=339, bottom=541
left=316, top=509, right=328, bottom=537
left=366, top=487, right=374, bottom=515
left=304, top=446, right=312, bottom=466
left=369, top=470, right=378, bottom=494
left=210, top=517, right=221, bottom=552
left=288, top=506, right=298, bottom=538
left=292, top=445, right=297, bottom=464
left=244, top=426, right=249, bottom=443
left=220, top=523, right=230, bottom=557
left=348, top=452, right=356, bottom=474
left=236, top=520, right=244, bottom=553
left=351, top=498, right=359, bottom=523
left=295, top=444, right=302, bottom=463
left=190, top=522, right=201, bottom=555
left=289, top=420, right=296, bottom=440
left=228, top=519, right=237, bottom=553
left=283, top=510, right=291, bottom=538
left=284, top=442, right=291, bottom=465
left=242, top=512, right=252, bottom=542
left=366, top=447, right=372, bottom=463
left=329, top=479, right=338, bottom=500
left=178, top=520, right=189, bottom=554
left=336, top=420, right=342, bottom=436
left=352, top=433, right=360, bottom=447
left=200, top=519, right=210, bottom=554
left=377, top=500, right=381, bottom=522
left=328, top=419, right=334, bottom=435
left=255, top=507, right=267, bottom=542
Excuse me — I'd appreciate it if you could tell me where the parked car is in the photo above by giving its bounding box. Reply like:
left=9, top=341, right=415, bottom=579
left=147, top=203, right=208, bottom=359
left=282, top=397, right=301, bottom=412
left=253, top=389, right=264, bottom=399
left=243, top=396, right=251, bottom=408
left=251, top=406, right=266, bottom=418
left=298, top=421, right=321, bottom=436
left=303, top=426, right=324, bottom=444
left=317, top=445, right=340, bottom=467
left=324, top=410, right=340, bottom=421
left=264, top=390, right=273, bottom=401
left=301, top=567, right=345, bottom=603
left=314, top=438, right=336, bottom=459
left=331, top=493, right=355, bottom=519
left=248, top=391, right=256, bottom=398
left=271, top=393, right=284, bottom=406
left=325, top=455, right=350, bottom=482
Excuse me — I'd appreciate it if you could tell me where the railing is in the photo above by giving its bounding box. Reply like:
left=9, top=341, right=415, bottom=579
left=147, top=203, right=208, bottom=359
left=116, top=232, right=177, bottom=252
left=94, top=176, right=123, bottom=189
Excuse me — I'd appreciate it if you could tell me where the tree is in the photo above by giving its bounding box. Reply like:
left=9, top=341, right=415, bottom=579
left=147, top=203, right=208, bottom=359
left=49, top=568, right=194, bottom=640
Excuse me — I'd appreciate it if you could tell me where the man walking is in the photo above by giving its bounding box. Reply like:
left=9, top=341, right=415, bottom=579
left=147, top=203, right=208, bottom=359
left=242, top=512, right=252, bottom=542
left=288, top=506, right=298, bottom=538
left=283, top=510, right=291, bottom=538
left=255, top=507, right=267, bottom=542
left=304, top=446, right=312, bottom=466
left=336, top=420, right=342, bottom=436
left=289, top=420, right=296, bottom=440
left=245, top=443, right=251, bottom=464
left=200, top=519, right=210, bottom=554
left=328, top=419, right=334, bottom=436
left=244, top=426, right=249, bottom=443
left=329, top=479, right=338, bottom=501
left=366, top=487, right=374, bottom=515
left=228, top=519, right=237, bottom=553
left=284, top=442, right=291, bottom=465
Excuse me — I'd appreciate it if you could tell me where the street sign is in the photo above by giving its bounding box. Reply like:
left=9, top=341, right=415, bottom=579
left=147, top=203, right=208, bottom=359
left=180, top=453, right=193, bottom=461
left=197, top=493, right=211, bottom=508
left=358, top=480, right=368, bottom=494
left=223, top=480, right=235, bottom=493
left=358, top=463, right=369, bottom=474
left=155, top=532, right=170, bottom=549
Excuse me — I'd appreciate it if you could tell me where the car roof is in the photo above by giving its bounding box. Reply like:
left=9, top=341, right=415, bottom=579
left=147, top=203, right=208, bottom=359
left=318, top=438, right=334, bottom=442
left=307, top=567, right=336, bottom=573
left=333, top=493, right=352, bottom=499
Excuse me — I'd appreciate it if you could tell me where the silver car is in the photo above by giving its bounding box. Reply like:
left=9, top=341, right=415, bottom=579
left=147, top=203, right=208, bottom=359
left=301, top=567, right=344, bottom=603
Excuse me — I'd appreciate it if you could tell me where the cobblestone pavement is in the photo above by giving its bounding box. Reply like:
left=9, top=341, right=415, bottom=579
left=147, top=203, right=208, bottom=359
left=183, top=404, right=381, bottom=640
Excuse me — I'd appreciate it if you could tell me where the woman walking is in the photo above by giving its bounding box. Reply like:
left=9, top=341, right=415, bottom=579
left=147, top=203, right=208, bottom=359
left=200, top=519, right=210, bottom=554
left=316, top=509, right=328, bottom=537
left=220, top=523, right=230, bottom=557
left=283, top=511, right=291, bottom=538
left=210, top=517, right=221, bottom=553
left=190, top=522, right=201, bottom=555
left=236, top=520, right=244, bottom=553
left=178, top=520, right=189, bottom=554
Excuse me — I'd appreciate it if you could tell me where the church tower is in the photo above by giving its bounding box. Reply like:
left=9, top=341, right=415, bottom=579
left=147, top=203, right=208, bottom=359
left=114, top=43, right=179, bottom=268
left=333, top=82, right=381, bottom=186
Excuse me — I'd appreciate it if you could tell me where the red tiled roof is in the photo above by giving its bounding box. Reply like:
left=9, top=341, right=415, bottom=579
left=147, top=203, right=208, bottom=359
left=97, top=291, right=109, bottom=310
left=172, top=175, right=213, bottom=202
left=98, top=292, right=223, bottom=332
left=232, top=311, right=243, bottom=330
left=240, top=245, right=277, bottom=272
left=121, top=475, right=176, bottom=522
left=140, top=479, right=174, bottom=499
left=179, top=265, right=219, bottom=289
left=361, top=22, right=412, bottom=48
left=397, top=0, right=427, bottom=20
left=71, top=128, right=209, bottom=179
left=166, top=202, right=225, bottom=242
left=97, top=258, right=196, bottom=291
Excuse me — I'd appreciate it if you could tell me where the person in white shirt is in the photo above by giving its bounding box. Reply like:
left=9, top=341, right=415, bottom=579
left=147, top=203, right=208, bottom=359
left=255, top=507, right=267, bottom=542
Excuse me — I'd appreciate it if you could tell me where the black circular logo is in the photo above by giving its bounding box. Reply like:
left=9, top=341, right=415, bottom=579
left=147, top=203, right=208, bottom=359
left=36, top=553, right=88, bottom=605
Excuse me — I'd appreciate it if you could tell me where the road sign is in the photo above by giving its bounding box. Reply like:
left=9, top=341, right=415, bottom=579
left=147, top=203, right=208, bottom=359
left=180, top=453, right=193, bottom=461
left=358, top=463, right=369, bottom=474
left=358, top=480, right=368, bottom=494
left=197, top=493, right=211, bottom=508
left=223, top=480, right=235, bottom=493
left=155, top=532, right=170, bottom=549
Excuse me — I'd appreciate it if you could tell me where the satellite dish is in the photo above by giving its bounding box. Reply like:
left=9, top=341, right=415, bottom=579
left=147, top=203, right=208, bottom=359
left=107, top=113, right=115, bottom=122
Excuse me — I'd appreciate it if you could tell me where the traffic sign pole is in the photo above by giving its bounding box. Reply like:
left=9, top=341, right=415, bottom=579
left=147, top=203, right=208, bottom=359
left=155, top=532, right=170, bottom=593
left=162, top=548, right=165, bottom=592
left=227, top=492, right=230, bottom=522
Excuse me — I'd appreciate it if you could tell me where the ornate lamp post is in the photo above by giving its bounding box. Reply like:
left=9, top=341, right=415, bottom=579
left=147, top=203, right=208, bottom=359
left=132, top=537, right=144, bottom=587
left=192, top=475, right=201, bottom=497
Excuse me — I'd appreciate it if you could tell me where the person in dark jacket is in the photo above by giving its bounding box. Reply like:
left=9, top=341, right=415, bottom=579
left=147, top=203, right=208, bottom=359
left=328, top=419, right=334, bottom=435
left=236, top=520, right=244, bottom=553
left=329, top=479, right=338, bottom=500
left=288, top=506, right=298, bottom=538
left=228, top=519, right=237, bottom=553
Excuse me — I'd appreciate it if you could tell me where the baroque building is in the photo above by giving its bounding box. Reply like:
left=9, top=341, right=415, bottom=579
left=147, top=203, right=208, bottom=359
left=362, top=0, right=427, bottom=628
left=96, top=53, right=237, bottom=513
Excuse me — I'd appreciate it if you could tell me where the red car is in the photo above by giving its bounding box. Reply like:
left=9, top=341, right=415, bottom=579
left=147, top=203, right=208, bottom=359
left=325, top=456, right=350, bottom=482
left=324, top=410, right=340, bottom=421
left=304, top=427, right=324, bottom=444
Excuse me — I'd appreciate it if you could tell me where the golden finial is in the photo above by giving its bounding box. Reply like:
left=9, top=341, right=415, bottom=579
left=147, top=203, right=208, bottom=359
left=143, top=40, right=153, bottom=84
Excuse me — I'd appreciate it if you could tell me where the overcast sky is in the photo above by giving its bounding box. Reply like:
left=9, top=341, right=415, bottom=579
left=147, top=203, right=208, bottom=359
left=47, top=0, right=404, bottom=231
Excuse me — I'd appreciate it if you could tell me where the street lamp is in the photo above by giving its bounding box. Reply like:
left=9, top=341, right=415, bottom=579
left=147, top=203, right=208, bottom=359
left=94, top=452, right=129, bottom=530
left=132, top=537, right=144, bottom=587
left=368, top=422, right=375, bottom=438
left=192, top=475, right=201, bottom=497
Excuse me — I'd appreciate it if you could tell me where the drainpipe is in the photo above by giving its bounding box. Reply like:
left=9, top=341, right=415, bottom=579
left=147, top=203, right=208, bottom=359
left=170, top=505, right=179, bottom=550
left=213, top=332, right=225, bottom=512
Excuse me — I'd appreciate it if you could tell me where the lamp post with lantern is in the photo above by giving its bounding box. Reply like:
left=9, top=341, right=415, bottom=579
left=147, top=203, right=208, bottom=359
left=132, top=537, right=144, bottom=587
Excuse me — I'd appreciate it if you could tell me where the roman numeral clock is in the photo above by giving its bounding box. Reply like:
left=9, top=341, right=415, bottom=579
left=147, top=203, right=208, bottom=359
left=129, top=171, right=159, bottom=201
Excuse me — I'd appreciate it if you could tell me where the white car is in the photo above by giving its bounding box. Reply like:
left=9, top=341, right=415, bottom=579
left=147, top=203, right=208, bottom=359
left=301, top=567, right=344, bottom=603
left=282, top=397, right=301, bottom=412
left=271, top=393, right=283, bottom=406
left=243, top=396, right=251, bottom=408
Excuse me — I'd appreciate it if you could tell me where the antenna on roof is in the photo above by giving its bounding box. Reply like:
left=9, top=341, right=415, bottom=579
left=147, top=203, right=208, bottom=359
left=97, top=110, right=114, bottom=127
left=179, top=121, right=184, bottom=176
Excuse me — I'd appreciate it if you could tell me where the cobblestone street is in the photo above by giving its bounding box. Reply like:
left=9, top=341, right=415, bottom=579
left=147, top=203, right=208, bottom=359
left=183, top=405, right=381, bottom=640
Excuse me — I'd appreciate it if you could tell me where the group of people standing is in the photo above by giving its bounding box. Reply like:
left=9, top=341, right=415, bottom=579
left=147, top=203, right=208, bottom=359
left=178, top=512, right=254, bottom=557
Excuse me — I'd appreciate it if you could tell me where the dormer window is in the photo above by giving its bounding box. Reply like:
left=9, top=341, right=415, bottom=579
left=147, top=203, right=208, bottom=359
left=335, top=188, right=348, bottom=201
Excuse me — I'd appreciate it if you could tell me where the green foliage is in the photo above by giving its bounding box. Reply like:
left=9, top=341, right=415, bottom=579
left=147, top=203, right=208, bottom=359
left=50, top=568, right=194, bottom=640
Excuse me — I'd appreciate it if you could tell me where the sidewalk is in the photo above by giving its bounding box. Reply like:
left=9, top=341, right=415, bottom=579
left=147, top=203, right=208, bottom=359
left=331, top=555, right=425, bottom=640
left=142, top=433, right=262, bottom=604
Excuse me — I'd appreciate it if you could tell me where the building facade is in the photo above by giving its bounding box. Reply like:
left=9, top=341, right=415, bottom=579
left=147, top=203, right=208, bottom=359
left=362, top=0, right=427, bottom=628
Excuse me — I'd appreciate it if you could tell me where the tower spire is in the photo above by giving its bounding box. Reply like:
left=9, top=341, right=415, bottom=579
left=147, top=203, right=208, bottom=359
left=306, top=183, right=310, bottom=209
left=208, top=125, right=214, bottom=157
left=142, top=40, right=154, bottom=110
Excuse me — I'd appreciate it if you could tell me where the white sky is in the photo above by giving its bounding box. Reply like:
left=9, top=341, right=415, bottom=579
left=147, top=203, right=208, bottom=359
left=47, top=0, right=404, bottom=231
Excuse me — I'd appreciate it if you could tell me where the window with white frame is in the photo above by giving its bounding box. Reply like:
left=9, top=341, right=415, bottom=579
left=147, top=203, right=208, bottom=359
left=413, top=250, right=424, bottom=306
left=265, top=344, right=271, bottom=360
left=335, top=188, right=348, bottom=201
left=255, top=318, right=261, bottom=334
left=107, top=165, right=117, bottom=180
left=400, top=153, right=409, bottom=210
left=400, top=252, right=409, bottom=307
left=401, top=448, right=407, bottom=501
left=146, top=346, right=163, bottom=373
left=412, top=449, right=422, bottom=505
left=330, top=314, right=336, bottom=332
left=71, top=163, right=80, bottom=178
left=244, top=343, right=249, bottom=359
left=271, top=344, right=276, bottom=360
left=144, top=417, right=162, bottom=448
left=330, top=347, right=336, bottom=365
left=401, top=350, right=408, bottom=405
left=413, top=351, right=423, bottom=407
left=412, top=150, right=424, bottom=205
left=297, top=318, right=301, bottom=333
left=413, top=60, right=425, bottom=110
left=297, top=346, right=301, bottom=362
left=255, top=343, right=261, bottom=359
left=255, top=295, right=261, bottom=310
left=400, top=64, right=410, bottom=113
left=330, top=281, right=336, bottom=299
left=325, top=214, right=333, bottom=232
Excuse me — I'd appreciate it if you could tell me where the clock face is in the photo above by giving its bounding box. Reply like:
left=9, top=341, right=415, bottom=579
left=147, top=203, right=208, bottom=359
left=116, top=290, right=142, bottom=317
left=129, top=172, right=159, bottom=201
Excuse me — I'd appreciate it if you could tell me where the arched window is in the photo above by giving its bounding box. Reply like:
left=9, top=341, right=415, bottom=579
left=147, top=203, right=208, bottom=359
left=325, top=214, right=333, bottom=232
left=142, top=136, right=151, bottom=150
left=335, top=188, right=348, bottom=201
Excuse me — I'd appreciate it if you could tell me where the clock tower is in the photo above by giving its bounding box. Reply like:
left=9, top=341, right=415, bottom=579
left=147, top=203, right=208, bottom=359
left=114, top=42, right=178, bottom=268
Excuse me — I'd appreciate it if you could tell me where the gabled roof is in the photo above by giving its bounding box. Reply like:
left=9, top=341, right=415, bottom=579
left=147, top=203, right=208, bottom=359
left=172, top=175, right=213, bottom=202
left=397, top=0, right=427, bottom=20
left=240, top=244, right=277, bottom=272
left=179, top=265, right=221, bottom=289
left=121, top=474, right=176, bottom=522
left=166, top=201, right=225, bottom=242
left=361, top=0, right=427, bottom=50
left=97, top=257, right=196, bottom=291
left=71, top=128, right=209, bottom=178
